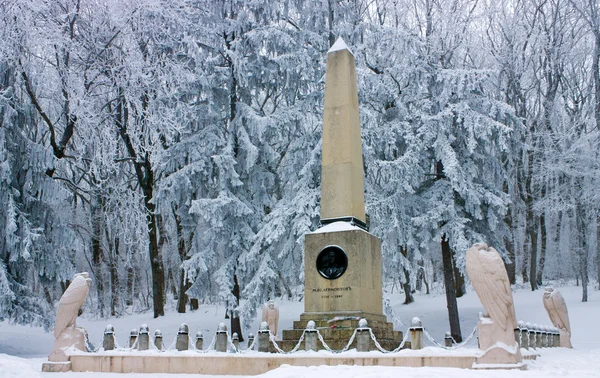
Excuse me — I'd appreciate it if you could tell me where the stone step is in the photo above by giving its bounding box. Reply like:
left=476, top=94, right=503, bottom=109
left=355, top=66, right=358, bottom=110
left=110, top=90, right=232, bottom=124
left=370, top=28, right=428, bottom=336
left=292, top=318, right=393, bottom=331
left=271, top=335, right=405, bottom=353
left=282, top=327, right=401, bottom=342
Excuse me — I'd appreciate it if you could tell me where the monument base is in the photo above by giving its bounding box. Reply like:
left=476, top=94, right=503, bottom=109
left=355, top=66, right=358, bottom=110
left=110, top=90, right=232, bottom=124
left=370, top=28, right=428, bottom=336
left=277, top=312, right=403, bottom=352
left=41, top=361, right=72, bottom=372
left=66, top=351, right=482, bottom=374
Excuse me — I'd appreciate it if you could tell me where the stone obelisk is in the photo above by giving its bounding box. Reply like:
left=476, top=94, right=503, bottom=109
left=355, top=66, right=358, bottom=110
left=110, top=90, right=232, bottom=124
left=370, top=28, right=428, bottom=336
left=302, top=37, right=383, bottom=320
left=279, top=39, right=402, bottom=350
left=320, top=38, right=366, bottom=228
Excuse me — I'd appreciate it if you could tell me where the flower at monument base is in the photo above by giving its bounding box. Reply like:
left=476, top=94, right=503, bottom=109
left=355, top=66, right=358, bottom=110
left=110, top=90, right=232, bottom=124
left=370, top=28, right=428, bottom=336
left=330, top=324, right=337, bottom=329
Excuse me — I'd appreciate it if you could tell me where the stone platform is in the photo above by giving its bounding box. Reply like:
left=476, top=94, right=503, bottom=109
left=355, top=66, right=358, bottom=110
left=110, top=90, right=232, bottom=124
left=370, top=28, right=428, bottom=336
left=67, top=350, right=481, bottom=375
left=276, top=313, right=403, bottom=352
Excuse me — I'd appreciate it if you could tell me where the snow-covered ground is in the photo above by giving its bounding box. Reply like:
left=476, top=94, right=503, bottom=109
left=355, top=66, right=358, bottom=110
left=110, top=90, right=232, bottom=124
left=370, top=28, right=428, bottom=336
left=1, top=284, right=598, bottom=377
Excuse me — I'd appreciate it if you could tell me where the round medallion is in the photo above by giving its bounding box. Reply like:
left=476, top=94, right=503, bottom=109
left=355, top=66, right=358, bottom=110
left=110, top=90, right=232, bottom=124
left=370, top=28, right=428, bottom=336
left=316, top=246, right=348, bottom=280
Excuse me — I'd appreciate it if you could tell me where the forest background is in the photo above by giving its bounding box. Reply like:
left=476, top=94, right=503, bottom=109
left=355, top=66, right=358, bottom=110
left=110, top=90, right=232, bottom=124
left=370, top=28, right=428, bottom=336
left=1, top=0, right=600, bottom=342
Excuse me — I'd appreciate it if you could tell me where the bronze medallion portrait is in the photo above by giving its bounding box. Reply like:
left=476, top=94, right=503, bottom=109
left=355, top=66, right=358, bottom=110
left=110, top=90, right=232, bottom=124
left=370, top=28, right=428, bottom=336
left=316, top=246, right=348, bottom=280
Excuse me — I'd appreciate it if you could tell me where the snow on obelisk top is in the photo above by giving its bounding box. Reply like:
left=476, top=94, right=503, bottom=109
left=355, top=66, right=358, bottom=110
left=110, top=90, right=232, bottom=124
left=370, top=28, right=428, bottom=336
left=328, top=37, right=354, bottom=55
left=320, top=36, right=365, bottom=224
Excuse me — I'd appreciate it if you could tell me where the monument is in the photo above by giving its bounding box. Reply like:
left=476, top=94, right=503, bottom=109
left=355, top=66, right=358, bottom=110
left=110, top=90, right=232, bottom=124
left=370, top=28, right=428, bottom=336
left=279, top=38, right=402, bottom=351
left=465, top=243, right=523, bottom=367
left=542, top=287, right=572, bottom=348
left=43, top=272, right=92, bottom=372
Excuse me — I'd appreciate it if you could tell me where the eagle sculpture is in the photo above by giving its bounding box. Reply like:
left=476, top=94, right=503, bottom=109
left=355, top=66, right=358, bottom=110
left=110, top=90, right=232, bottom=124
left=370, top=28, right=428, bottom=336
left=48, top=272, right=92, bottom=362
left=543, top=287, right=572, bottom=348
left=466, top=243, right=518, bottom=349
left=54, top=272, right=92, bottom=338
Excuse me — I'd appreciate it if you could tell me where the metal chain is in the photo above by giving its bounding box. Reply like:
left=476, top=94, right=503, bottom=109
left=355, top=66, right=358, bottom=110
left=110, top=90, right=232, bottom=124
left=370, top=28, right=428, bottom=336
left=314, top=328, right=358, bottom=353
left=226, top=332, right=238, bottom=352
left=246, top=334, right=258, bottom=351
left=422, top=325, right=478, bottom=350
left=165, top=335, right=178, bottom=351
left=269, top=330, right=307, bottom=354
left=85, top=333, right=100, bottom=352
left=367, top=327, right=410, bottom=353
left=205, top=334, right=217, bottom=352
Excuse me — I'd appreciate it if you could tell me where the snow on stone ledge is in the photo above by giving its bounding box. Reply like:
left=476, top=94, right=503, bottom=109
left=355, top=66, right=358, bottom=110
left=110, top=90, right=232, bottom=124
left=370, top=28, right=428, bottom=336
left=328, top=37, right=353, bottom=55
left=312, top=221, right=361, bottom=234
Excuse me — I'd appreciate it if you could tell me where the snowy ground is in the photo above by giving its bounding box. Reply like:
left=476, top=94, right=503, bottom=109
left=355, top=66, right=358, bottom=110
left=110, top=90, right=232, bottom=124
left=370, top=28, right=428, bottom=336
left=1, top=284, right=598, bottom=377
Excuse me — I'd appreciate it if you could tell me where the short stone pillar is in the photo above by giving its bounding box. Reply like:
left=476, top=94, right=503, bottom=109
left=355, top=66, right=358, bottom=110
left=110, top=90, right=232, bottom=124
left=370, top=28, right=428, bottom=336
left=535, top=324, right=543, bottom=348
left=154, top=330, right=163, bottom=351
left=176, top=323, right=190, bottom=351
left=129, top=328, right=138, bottom=348
left=518, top=322, right=529, bottom=350
left=526, top=323, right=536, bottom=349
left=216, top=323, right=228, bottom=352
left=195, top=331, right=203, bottom=351
left=232, top=332, right=239, bottom=352
left=138, top=324, right=150, bottom=350
left=444, top=331, right=453, bottom=348
left=257, top=321, right=270, bottom=353
left=103, top=325, right=115, bottom=351
left=541, top=326, right=549, bottom=348
left=409, top=317, right=424, bottom=350
left=356, top=318, right=370, bottom=352
left=553, top=328, right=560, bottom=347
left=305, top=321, right=317, bottom=352
left=247, top=333, right=255, bottom=350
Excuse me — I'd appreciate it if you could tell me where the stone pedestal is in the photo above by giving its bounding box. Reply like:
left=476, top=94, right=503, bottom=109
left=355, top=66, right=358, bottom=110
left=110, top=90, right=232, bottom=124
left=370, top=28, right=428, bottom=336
left=475, top=319, right=522, bottom=366
left=559, top=328, right=572, bottom=348
left=48, top=327, right=87, bottom=362
left=303, top=227, right=382, bottom=316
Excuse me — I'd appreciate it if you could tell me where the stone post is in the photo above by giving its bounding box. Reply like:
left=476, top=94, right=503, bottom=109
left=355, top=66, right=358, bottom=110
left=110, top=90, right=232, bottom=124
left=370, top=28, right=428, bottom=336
left=553, top=328, right=560, bottom=347
left=129, top=328, right=138, bottom=348
left=356, top=319, right=370, bottom=352
left=232, top=332, right=239, bottom=352
left=518, top=322, right=529, bottom=350
left=176, top=323, right=189, bottom=351
left=138, top=324, right=150, bottom=351
left=526, top=323, right=536, bottom=349
left=195, top=331, right=203, bottom=351
left=514, top=322, right=522, bottom=349
left=247, top=333, right=255, bottom=350
left=542, top=326, right=549, bottom=348
left=444, top=331, right=453, bottom=348
left=409, top=317, right=424, bottom=350
left=535, top=324, right=543, bottom=348
left=305, top=321, right=317, bottom=352
left=103, top=325, right=115, bottom=351
left=154, top=330, right=163, bottom=351
left=258, top=322, right=270, bottom=353
left=216, top=323, right=228, bottom=352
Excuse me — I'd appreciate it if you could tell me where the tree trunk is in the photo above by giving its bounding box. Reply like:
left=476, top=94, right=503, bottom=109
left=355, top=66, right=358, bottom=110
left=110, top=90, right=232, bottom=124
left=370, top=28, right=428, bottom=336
left=91, top=200, right=105, bottom=316
left=577, top=205, right=588, bottom=302
left=176, top=214, right=189, bottom=313
left=400, top=246, right=414, bottom=304
left=452, top=253, right=465, bottom=298
left=536, top=212, right=547, bottom=287
left=504, top=204, right=516, bottom=284
left=126, top=265, right=134, bottom=307
left=441, top=234, right=462, bottom=342
left=528, top=218, right=539, bottom=291
left=230, top=274, right=244, bottom=341
left=145, top=193, right=165, bottom=318
left=109, top=236, right=120, bottom=316
left=597, top=216, right=600, bottom=290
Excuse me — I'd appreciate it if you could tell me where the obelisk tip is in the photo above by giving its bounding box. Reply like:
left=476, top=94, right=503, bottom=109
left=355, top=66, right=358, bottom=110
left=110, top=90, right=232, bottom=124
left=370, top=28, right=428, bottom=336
left=328, top=37, right=353, bottom=55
